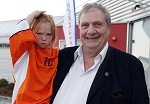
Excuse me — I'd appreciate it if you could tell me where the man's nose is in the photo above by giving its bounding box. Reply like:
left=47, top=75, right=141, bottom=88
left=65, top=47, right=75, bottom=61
left=87, top=25, right=96, bottom=35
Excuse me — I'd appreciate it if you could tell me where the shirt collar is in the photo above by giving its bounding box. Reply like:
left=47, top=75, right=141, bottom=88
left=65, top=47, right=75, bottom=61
left=74, top=45, right=82, bottom=60
left=100, top=42, right=108, bottom=63
left=74, top=42, right=109, bottom=61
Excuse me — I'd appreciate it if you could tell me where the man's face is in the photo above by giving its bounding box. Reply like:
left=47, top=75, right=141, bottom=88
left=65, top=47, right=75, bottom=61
left=79, top=8, right=110, bottom=51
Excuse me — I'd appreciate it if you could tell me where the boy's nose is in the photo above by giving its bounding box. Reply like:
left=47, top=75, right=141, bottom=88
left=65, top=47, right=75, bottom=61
left=41, top=35, right=46, bottom=40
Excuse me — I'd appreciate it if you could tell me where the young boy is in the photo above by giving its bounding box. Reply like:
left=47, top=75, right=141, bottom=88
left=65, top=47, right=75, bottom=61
left=9, top=10, right=59, bottom=104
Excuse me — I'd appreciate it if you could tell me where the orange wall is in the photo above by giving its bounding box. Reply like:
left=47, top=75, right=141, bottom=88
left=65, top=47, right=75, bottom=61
left=55, top=23, right=127, bottom=52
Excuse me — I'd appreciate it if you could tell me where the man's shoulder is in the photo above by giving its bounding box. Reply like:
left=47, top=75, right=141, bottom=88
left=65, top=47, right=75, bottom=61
left=109, top=46, right=141, bottom=64
left=59, top=46, right=78, bottom=55
left=58, top=46, right=78, bottom=60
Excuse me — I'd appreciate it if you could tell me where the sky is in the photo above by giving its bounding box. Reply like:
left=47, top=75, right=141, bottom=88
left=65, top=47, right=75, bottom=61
left=0, top=0, right=97, bottom=21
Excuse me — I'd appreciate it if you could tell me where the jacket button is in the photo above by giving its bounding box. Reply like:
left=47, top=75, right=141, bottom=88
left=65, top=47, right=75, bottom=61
left=105, top=72, right=109, bottom=76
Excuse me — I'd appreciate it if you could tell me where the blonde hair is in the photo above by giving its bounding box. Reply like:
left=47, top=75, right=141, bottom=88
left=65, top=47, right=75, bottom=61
left=31, top=14, right=56, bottom=46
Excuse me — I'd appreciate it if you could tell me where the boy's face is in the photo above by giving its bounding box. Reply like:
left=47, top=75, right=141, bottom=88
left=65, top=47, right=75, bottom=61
left=34, top=23, right=53, bottom=48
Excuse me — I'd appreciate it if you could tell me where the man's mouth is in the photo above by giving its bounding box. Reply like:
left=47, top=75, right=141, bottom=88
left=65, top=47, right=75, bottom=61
left=86, top=36, right=99, bottom=39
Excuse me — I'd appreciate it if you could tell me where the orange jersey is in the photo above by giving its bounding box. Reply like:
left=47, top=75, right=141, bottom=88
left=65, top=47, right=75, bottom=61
left=10, top=27, right=59, bottom=104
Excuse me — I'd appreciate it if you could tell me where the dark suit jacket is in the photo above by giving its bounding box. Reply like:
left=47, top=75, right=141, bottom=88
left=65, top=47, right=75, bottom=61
left=51, top=46, right=149, bottom=104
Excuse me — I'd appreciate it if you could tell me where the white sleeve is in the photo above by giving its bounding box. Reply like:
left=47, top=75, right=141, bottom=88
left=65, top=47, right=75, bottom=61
left=11, top=19, right=30, bottom=37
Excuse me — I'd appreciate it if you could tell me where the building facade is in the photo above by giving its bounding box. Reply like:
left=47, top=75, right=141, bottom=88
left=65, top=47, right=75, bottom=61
left=0, top=0, right=150, bottom=97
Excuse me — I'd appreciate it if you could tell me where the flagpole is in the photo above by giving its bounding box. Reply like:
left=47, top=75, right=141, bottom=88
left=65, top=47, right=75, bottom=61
left=73, top=0, right=77, bottom=46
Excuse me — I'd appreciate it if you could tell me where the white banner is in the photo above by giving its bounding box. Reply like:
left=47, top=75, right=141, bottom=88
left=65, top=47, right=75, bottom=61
left=63, top=0, right=76, bottom=47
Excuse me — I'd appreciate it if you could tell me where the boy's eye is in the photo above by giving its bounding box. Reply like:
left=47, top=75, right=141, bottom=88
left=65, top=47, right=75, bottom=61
left=37, top=33, right=42, bottom=35
left=47, top=34, right=52, bottom=36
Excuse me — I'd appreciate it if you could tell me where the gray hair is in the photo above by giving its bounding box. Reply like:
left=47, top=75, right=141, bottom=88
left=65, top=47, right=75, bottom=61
left=78, top=2, right=111, bottom=26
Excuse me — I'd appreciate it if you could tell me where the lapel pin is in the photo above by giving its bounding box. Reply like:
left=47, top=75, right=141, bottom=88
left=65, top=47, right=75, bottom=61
left=105, top=72, right=109, bottom=76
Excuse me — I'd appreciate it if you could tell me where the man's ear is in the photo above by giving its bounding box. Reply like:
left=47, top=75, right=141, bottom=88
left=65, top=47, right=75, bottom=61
left=107, top=25, right=111, bottom=36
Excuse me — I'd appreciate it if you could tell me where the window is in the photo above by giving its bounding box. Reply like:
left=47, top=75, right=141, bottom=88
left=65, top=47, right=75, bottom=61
left=0, top=43, right=9, bottom=48
left=59, top=39, right=81, bottom=49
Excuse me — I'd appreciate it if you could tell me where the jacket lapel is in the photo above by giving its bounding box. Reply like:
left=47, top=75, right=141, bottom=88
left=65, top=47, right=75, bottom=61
left=55, top=55, right=74, bottom=88
left=52, top=47, right=77, bottom=102
left=87, top=46, right=113, bottom=102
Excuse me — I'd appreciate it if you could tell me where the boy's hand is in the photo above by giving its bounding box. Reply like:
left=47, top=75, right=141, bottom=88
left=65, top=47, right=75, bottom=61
left=25, top=10, right=46, bottom=26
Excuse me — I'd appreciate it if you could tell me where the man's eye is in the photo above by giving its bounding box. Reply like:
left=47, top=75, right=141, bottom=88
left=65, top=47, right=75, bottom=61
left=94, top=23, right=102, bottom=27
left=81, top=24, right=88, bottom=29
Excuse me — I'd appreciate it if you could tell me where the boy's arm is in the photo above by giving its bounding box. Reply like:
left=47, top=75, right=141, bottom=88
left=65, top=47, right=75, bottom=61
left=9, top=10, right=46, bottom=65
left=25, top=10, right=45, bottom=27
left=9, top=21, right=34, bottom=65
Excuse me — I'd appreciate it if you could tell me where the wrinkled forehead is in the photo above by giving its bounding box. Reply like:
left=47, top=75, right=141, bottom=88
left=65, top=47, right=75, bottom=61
left=79, top=8, right=106, bottom=22
left=79, top=7, right=105, bottom=21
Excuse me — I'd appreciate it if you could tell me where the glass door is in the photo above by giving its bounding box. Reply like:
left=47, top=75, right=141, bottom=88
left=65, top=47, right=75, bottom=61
left=130, top=18, right=150, bottom=96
